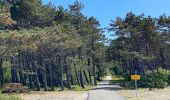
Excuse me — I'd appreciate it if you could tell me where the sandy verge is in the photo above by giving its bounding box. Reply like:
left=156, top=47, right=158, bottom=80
left=19, top=91, right=88, bottom=100
left=117, top=87, right=170, bottom=100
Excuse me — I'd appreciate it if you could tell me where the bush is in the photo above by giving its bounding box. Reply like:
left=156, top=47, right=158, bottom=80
left=121, top=81, right=135, bottom=89
left=140, top=68, right=170, bottom=89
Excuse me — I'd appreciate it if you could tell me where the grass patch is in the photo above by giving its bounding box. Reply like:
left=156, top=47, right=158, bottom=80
left=0, top=94, right=21, bottom=100
left=0, top=90, right=21, bottom=100
left=71, top=85, right=94, bottom=91
left=54, top=85, right=95, bottom=92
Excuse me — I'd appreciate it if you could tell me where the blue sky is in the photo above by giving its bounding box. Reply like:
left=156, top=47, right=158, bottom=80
left=42, top=0, right=170, bottom=39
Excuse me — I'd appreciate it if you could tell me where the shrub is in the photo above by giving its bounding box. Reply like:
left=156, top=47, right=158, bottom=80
left=140, top=68, right=170, bottom=89
left=121, top=81, right=135, bottom=89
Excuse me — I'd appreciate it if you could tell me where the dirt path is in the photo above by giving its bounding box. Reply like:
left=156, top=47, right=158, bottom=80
left=19, top=91, right=87, bottom=100
left=87, top=76, right=124, bottom=100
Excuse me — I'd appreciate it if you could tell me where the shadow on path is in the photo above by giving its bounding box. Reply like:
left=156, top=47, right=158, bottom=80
left=87, top=76, right=125, bottom=100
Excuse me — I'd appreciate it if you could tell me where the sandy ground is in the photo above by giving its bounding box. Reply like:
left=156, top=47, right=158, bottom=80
left=117, top=87, right=170, bottom=100
left=19, top=91, right=87, bottom=100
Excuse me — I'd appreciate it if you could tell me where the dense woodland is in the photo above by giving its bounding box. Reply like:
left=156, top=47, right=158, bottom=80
left=107, top=12, right=170, bottom=88
left=0, top=0, right=170, bottom=91
left=107, top=12, right=170, bottom=76
left=0, top=0, right=108, bottom=91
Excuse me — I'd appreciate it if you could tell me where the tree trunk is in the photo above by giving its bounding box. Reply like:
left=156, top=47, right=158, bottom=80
left=96, top=65, right=101, bottom=81
left=0, top=68, right=3, bottom=87
left=79, top=70, right=85, bottom=88
left=78, top=47, right=85, bottom=88
left=11, top=66, right=19, bottom=83
left=66, top=61, right=71, bottom=89
left=59, top=54, right=64, bottom=90
left=33, top=73, right=40, bottom=91
left=88, top=69, right=92, bottom=84
left=0, top=59, right=3, bottom=87
left=74, top=64, right=80, bottom=86
left=28, top=75, right=33, bottom=88
left=19, top=51, right=24, bottom=84
left=33, top=60, right=40, bottom=91
left=93, top=65, right=97, bottom=85
left=48, top=64, right=54, bottom=91
left=70, top=74, right=74, bottom=85
left=42, top=61, right=48, bottom=91
left=92, top=53, right=97, bottom=85
left=19, top=69, right=23, bottom=84
left=22, top=55, right=27, bottom=85
left=28, top=61, right=33, bottom=88
left=159, top=48, right=167, bottom=69
left=83, top=70, right=89, bottom=84
left=92, top=39, right=97, bottom=85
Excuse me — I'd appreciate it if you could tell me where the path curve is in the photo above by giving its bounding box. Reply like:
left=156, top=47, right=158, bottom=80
left=87, top=76, right=124, bottom=100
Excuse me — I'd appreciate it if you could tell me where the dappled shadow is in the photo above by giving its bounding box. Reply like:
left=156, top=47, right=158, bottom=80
left=110, top=80, right=125, bottom=84
left=98, top=84, right=117, bottom=85
left=90, top=86, right=125, bottom=91
left=89, top=77, right=132, bottom=91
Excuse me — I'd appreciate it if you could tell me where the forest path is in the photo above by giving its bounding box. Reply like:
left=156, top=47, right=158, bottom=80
left=19, top=75, right=124, bottom=100
left=87, top=75, right=125, bottom=100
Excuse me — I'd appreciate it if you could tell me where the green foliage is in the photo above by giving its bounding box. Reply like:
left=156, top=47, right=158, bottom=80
left=109, top=61, right=123, bottom=76
left=0, top=3, right=16, bottom=28
left=0, top=93, right=21, bottom=100
left=1, top=61, right=11, bottom=83
left=108, top=12, right=170, bottom=82
left=0, top=0, right=108, bottom=91
left=140, top=68, right=170, bottom=89
left=10, top=0, right=55, bottom=27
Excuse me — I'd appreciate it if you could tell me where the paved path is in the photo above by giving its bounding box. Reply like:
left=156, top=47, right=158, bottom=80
left=87, top=76, right=124, bottom=100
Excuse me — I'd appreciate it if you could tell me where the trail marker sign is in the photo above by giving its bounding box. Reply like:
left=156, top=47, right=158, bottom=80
left=131, top=75, right=140, bottom=80
left=131, top=74, right=141, bottom=97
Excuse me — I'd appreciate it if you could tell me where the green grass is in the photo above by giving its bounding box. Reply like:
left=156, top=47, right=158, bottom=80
left=0, top=95, right=21, bottom=100
left=0, top=90, right=21, bottom=100
left=53, top=84, right=95, bottom=92
left=71, top=85, right=95, bottom=91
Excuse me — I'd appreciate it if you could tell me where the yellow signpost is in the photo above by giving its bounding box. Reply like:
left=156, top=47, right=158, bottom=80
left=131, top=74, right=141, bottom=97
left=131, top=75, right=140, bottom=80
